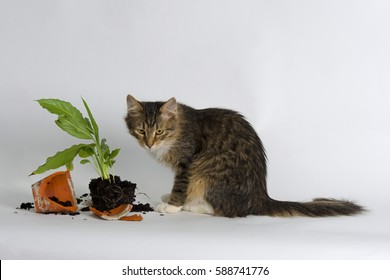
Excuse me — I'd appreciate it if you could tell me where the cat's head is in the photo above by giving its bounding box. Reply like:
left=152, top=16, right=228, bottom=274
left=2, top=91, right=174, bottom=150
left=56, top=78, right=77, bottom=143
left=125, top=95, right=179, bottom=152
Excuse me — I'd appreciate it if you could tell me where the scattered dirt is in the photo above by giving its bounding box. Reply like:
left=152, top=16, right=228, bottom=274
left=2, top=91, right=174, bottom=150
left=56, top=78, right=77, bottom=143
left=77, top=193, right=89, bottom=204
left=68, top=212, right=80, bottom=216
left=131, top=203, right=154, bottom=213
left=18, top=202, right=34, bottom=210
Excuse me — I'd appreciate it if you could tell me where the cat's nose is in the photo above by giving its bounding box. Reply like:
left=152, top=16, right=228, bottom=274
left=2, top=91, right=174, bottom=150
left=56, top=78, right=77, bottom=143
left=146, top=143, right=153, bottom=149
left=145, top=139, right=154, bottom=149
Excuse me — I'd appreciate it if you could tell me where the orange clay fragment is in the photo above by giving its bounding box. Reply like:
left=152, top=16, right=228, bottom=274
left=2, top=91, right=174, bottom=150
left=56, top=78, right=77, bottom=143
left=120, top=214, right=143, bottom=221
left=89, top=204, right=132, bottom=220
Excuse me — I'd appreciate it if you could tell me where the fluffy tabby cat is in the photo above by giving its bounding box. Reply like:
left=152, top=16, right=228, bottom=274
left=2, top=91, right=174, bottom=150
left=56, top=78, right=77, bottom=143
left=125, top=95, right=364, bottom=218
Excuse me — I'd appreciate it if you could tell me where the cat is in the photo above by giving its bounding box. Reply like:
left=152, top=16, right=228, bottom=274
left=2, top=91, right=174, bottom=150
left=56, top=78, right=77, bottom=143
left=125, top=95, right=365, bottom=217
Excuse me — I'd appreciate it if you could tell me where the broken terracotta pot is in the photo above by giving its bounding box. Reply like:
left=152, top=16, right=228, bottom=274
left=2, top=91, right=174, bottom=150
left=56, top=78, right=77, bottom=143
left=31, top=170, right=78, bottom=213
left=89, top=204, right=132, bottom=220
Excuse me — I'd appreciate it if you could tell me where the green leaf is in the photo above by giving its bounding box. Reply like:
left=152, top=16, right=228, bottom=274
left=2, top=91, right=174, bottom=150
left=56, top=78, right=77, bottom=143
left=37, top=99, right=92, bottom=140
left=30, top=144, right=87, bottom=176
left=82, top=98, right=99, bottom=137
left=84, top=117, right=93, bottom=133
left=80, top=159, right=90, bottom=165
left=37, top=99, right=84, bottom=119
left=109, top=148, right=120, bottom=160
left=105, top=159, right=115, bottom=168
left=78, top=144, right=95, bottom=158
left=55, top=115, right=92, bottom=140
left=101, top=138, right=110, bottom=158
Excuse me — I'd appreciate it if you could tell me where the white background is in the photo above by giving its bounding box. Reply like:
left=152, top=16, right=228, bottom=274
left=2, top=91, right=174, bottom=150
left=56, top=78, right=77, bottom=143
left=1, top=0, right=389, bottom=260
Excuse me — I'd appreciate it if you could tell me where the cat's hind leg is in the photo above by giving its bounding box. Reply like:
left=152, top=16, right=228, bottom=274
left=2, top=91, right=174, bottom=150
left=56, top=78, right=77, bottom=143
left=183, top=176, right=215, bottom=215
left=183, top=198, right=214, bottom=215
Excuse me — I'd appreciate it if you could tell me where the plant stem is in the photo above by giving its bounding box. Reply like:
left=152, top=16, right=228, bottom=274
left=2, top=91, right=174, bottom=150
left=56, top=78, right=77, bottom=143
left=90, top=154, right=102, bottom=177
left=92, top=133, right=111, bottom=181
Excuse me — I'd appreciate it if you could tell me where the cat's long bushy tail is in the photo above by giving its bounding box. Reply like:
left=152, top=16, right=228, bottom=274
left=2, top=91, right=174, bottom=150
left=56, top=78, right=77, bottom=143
left=263, top=198, right=365, bottom=217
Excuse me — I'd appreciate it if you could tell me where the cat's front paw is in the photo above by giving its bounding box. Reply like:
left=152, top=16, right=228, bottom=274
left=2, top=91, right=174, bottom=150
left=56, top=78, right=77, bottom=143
left=156, top=203, right=183, bottom=214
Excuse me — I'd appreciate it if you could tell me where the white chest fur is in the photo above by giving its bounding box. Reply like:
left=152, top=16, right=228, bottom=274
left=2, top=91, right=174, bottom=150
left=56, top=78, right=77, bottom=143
left=148, top=146, right=168, bottom=162
left=147, top=140, right=175, bottom=162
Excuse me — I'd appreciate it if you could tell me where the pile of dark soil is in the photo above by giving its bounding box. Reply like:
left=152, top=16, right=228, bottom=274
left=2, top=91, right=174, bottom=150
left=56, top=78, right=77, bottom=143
left=89, top=175, right=136, bottom=212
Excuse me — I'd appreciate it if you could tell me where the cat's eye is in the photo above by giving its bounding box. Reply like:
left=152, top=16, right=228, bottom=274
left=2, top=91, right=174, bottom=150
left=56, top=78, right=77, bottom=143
left=156, top=129, right=164, bottom=135
left=137, top=129, right=145, bottom=135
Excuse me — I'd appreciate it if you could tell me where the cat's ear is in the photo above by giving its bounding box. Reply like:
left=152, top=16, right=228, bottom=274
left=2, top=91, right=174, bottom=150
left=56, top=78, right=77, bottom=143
left=160, top=97, right=177, bottom=119
left=127, top=95, right=143, bottom=113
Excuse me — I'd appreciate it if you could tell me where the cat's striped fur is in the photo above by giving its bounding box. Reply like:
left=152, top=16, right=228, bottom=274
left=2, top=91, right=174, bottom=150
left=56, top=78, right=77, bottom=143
left=125, top=95, right=365, bottom=217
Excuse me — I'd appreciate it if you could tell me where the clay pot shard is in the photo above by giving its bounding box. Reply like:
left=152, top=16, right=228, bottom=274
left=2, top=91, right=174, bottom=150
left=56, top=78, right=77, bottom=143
left=89, top=204, right=132, bottom=220
left=31, top=171, right=78, bottom=213
left=120, top=214, right=143, bottom=221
